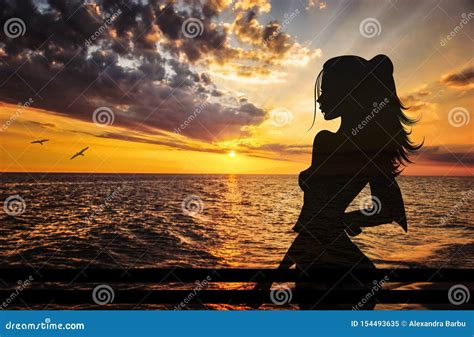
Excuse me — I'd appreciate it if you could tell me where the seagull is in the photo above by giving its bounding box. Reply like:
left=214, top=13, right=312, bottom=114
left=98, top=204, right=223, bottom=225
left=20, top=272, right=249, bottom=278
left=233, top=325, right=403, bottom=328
left=70, top=147, right=89, bottom=160
left=31, top=139, right=49, bottom=145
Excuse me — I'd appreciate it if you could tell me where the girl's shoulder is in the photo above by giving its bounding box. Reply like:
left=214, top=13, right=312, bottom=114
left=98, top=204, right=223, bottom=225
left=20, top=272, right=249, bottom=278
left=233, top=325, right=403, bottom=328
left=311, top=131, right=365, bottom=174
left=314, top=130, right=335, bottom=142
left=313, top=130, right=343, bottom=154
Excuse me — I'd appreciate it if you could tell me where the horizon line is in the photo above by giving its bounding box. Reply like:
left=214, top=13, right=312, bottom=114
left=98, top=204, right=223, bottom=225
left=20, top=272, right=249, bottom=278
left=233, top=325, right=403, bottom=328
left=1, top=171, right=472, bottom=177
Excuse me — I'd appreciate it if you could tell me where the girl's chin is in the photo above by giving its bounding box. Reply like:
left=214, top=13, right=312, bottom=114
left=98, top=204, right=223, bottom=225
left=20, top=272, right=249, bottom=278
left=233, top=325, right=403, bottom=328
left=323, top=113, right=338, bottom=120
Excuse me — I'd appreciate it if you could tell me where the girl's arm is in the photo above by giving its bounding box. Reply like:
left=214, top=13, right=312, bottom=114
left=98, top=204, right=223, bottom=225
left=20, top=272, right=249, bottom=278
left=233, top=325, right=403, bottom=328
left=344, top=209, right=395, bottom=227
left=343, top=209, right=394, bottom=237
left=345, top=175, right=407, bottom=233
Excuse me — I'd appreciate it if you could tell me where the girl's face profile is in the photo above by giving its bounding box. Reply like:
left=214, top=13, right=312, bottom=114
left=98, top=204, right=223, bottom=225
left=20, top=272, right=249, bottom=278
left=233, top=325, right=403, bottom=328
left=318, top=69, right=368, bottom=121
left=318, top=73, right=343, bottom=120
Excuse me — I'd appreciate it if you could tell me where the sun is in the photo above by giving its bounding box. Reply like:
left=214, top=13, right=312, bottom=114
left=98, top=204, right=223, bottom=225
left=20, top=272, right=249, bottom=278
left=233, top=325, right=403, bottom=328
left=228, top=150, right=236, bottom=159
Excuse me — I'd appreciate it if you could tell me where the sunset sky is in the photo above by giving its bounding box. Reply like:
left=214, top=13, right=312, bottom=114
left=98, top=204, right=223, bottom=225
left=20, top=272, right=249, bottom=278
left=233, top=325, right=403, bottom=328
left=0, top=0, right=472, bottom=175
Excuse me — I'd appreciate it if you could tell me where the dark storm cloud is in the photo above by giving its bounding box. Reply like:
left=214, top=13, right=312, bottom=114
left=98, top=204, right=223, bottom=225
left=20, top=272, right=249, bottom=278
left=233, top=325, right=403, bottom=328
left=232, top=7, right=292, bottom=56
left=0, top=0, right=265, bottom=142
left=418, top=146, right=474, bottom=165
left=71, top=129, right=225, bottom=154
left=251, top=143, right=311, bottom=156
left=25, top=120, right=56, bottom=129
left=442, top=66, right=474, bottom=87
left=400, top=88, right=434, bottom=113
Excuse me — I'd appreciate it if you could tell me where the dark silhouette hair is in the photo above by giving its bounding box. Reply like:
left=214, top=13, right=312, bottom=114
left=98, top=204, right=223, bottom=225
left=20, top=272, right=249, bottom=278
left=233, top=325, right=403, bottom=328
left=312, top=54, right=422, bottom=176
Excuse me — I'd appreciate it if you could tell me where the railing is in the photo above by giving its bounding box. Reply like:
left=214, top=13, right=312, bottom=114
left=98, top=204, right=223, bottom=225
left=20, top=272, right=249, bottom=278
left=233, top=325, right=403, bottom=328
left=1, top=268, right=472, bottom=306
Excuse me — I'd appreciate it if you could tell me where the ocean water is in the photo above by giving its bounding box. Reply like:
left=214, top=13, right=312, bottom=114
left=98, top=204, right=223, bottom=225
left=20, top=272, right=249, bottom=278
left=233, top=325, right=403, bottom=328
left=0, top=173, right=472, bottom=309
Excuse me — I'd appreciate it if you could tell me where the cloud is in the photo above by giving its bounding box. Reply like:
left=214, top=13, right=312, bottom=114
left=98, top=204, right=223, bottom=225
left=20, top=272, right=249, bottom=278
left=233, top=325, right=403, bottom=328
left=0, top=0, right=272, bottom=143
left=25, top=120, right=56, bottom=129
left=232, top=8, right=293, bottom=56
left=0, top=0, right=321, bottom=146
left=233, top=0, right=272, bottom=13
left=442, top=66, right=474, bottom=88
left=400, top=87, right=436, bottom=114
left=416, top=145, right=474, bottom=166
left=93, top=131, right=227, bottom=154
left=72, top=126, right=311, bottom=162
left=249, top=143, right=312, bottom=156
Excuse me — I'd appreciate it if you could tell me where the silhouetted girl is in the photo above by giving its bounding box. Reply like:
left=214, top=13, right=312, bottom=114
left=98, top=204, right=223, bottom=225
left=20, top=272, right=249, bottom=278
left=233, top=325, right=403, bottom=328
left=255, top=55, right=421, bottom=310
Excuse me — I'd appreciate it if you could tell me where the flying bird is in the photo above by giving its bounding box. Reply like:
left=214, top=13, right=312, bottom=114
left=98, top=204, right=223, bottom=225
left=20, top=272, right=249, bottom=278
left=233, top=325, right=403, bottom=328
left=70, top=147, right=89, bottom=160
left=31, top=139, right=49, bottom=145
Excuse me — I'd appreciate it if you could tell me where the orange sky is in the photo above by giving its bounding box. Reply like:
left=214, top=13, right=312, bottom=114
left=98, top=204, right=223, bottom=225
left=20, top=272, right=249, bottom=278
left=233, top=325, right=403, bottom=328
left=0, top=0, right=472, bottom=175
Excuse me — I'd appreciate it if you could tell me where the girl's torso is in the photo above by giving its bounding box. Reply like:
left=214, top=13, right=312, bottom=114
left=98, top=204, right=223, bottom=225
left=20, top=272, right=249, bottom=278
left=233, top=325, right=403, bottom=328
left=296, top=130, right=377, bottom=232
